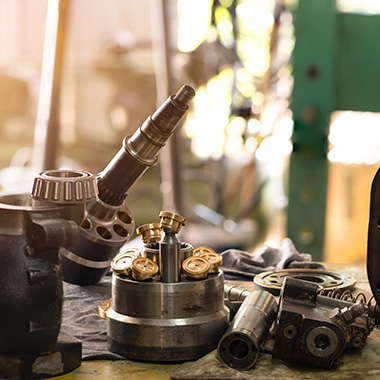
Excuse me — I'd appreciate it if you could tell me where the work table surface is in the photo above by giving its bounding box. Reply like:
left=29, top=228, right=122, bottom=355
left=51, top=262, right=379, bottom=380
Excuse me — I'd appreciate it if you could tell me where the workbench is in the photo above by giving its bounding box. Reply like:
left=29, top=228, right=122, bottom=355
left=51, top=263, right=380, bottom=380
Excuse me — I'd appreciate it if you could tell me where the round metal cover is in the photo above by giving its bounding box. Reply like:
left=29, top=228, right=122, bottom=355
left=193, top=250, right=222, bottom=274
left=136, top=223, right=161, bottom=243
left=182, top=256, right=210, bottom=280
left=254, top=269, right=356, bottom=295
left=111, top=248, right=141, bottom=276
left=131, top=257, right=158, bottom=281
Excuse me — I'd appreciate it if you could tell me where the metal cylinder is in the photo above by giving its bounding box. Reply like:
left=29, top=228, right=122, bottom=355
left=159, top=231, right=181, bottom=283
left=107, top=271, right=229, bottom=361
left=217, top=290, right=277, bottom=370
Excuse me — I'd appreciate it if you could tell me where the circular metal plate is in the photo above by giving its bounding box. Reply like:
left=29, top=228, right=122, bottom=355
left=111, top=248, right=141, bottom=276
left=182, top=256, right=210, bottom=280
left=132, top=257, right=158, bottom=281
left=193, top=250, right=222, bottom=274
left=254, top=269, right=356, bottom=295
left=159, top=211, right=187, bottom=233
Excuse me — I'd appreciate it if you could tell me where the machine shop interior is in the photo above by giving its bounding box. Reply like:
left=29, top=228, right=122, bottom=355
left=2, top=0, right=380, bottom=379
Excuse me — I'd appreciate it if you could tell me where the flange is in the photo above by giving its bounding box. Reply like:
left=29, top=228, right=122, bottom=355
left=136, top=223, right=161, bottom=243
left=132, top=257, right=158, bottom=281
left=193, top=250, right=222, bottom=274
left=254, top=268, right=356, bottom=295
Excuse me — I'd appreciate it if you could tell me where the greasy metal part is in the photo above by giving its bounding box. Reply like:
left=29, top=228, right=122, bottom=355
left=60, top=85, right=194, bottom=285
left=142, top=241, right=193, bottom=264
left=194, top=250, right=222, bottom=274
left=106, top=271, right=229, bottom=362
left=254, top=268, right=356, bottom=295
left=272, top=277, right=366, bottom=368
left=131, top=257, right=158, bottom=281
left=182, top=256, right=210, bottom=280
left=224, top=283, right=252, bottom=302
left=136, top=223, right=161, bottom=243
left=98, top=299, right=112, bottom=320
left=31, top=170, right=97, bottom=204
left=0, top=169, right=89, bottom=378
left=110, top=248, right=140, bottom=277
left=217, top=290, right=278, bottom=370
left=98, top=86, right=195, bottom=206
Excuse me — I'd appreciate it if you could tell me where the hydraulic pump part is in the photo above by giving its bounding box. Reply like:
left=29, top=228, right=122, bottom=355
left=137, top=223, right=161, bottom=243
left=142, top=241, right=193, bottom=264
left=111, top=248, right=141, bottom=276
left=159, top=210, right=187, bottom=233
left=193, top=246, right=216, bottom=256
left=193, top=250, right=222, bottom=273
left=217, top=290, right=277, bottom=370
left=31, top=170, right=97, bottom=204
left=60, top=85, right=195, bottom=285
left=182, top=256, right=210, bottom=280
left=107, top=271, right=229, bottom=361
left=131, top=257, right=158, bottom=281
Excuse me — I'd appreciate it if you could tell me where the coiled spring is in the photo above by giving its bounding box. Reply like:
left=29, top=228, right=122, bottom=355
left=319, top=288, right=380, bottom=327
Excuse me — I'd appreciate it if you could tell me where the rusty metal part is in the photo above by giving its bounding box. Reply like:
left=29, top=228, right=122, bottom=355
left=218, top=290, right=277, bottom=370
left=182, top=256, right=210, bottom=280
left=137, top=223, right=161, bottom=243
left=98, top=299, right=112, bottom=320
left=106, top=271, right=229, bottom=362
left=60, top=85, right=194, bottom=285
left=31, top=170, right=97, bottom=204
left=0, top=169, right=89, bottom=378
left=194, top=250, right=222, bottom=274
left=193, top=246, right=216, bottom=256
left=159, top=211, right=187, bottom=233
left=272, top=277, right=367, bottom=368
left=111, top=248, right=141, bottom=277
left=131, top=257, right=158, bottom=281
left=254, top=268, right=356, bottom=295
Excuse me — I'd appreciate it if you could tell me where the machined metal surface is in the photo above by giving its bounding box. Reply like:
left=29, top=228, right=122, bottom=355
left=142, top=241, right=193, bottom=264
left=182, top=256, right=210, bottom=280
left=107, top=271, right=229, bottom=361
left=217, top=290, right=278, bottom=370
left=193, top=250, right=222, bottom=273
left=111, top=248, right=141, bottom=277
left=254, top=268, right=356, bottom=295
left=137, top=223, right=162, bottom=243
left=31, top=170, right=97, bottom=204
left=131, top=257, right=158, bottom=281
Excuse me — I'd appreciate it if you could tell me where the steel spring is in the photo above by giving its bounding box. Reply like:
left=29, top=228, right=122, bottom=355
left=319, top=288, right=380, bottom=327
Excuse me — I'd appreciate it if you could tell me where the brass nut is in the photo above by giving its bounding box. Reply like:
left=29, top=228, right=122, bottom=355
left=136, top=223, right=162, bottom=243
left=194, top=250, right=222, bottom=274
left=182, top=256, right=210, bottom=280
left=159, top=211, right=187, bottom=233
left=98, top=298, right=112, bottom=320
left=132, top=257, right=158, bottom=281
left=111, top=248, right=141, bottom=276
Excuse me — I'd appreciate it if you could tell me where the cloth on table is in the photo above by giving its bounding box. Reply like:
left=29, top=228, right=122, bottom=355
left=221, top=238, right=324, bottom=280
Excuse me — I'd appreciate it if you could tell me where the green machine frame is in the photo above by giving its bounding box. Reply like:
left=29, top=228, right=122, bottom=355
left=288, top=0, right=380, bottom=261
